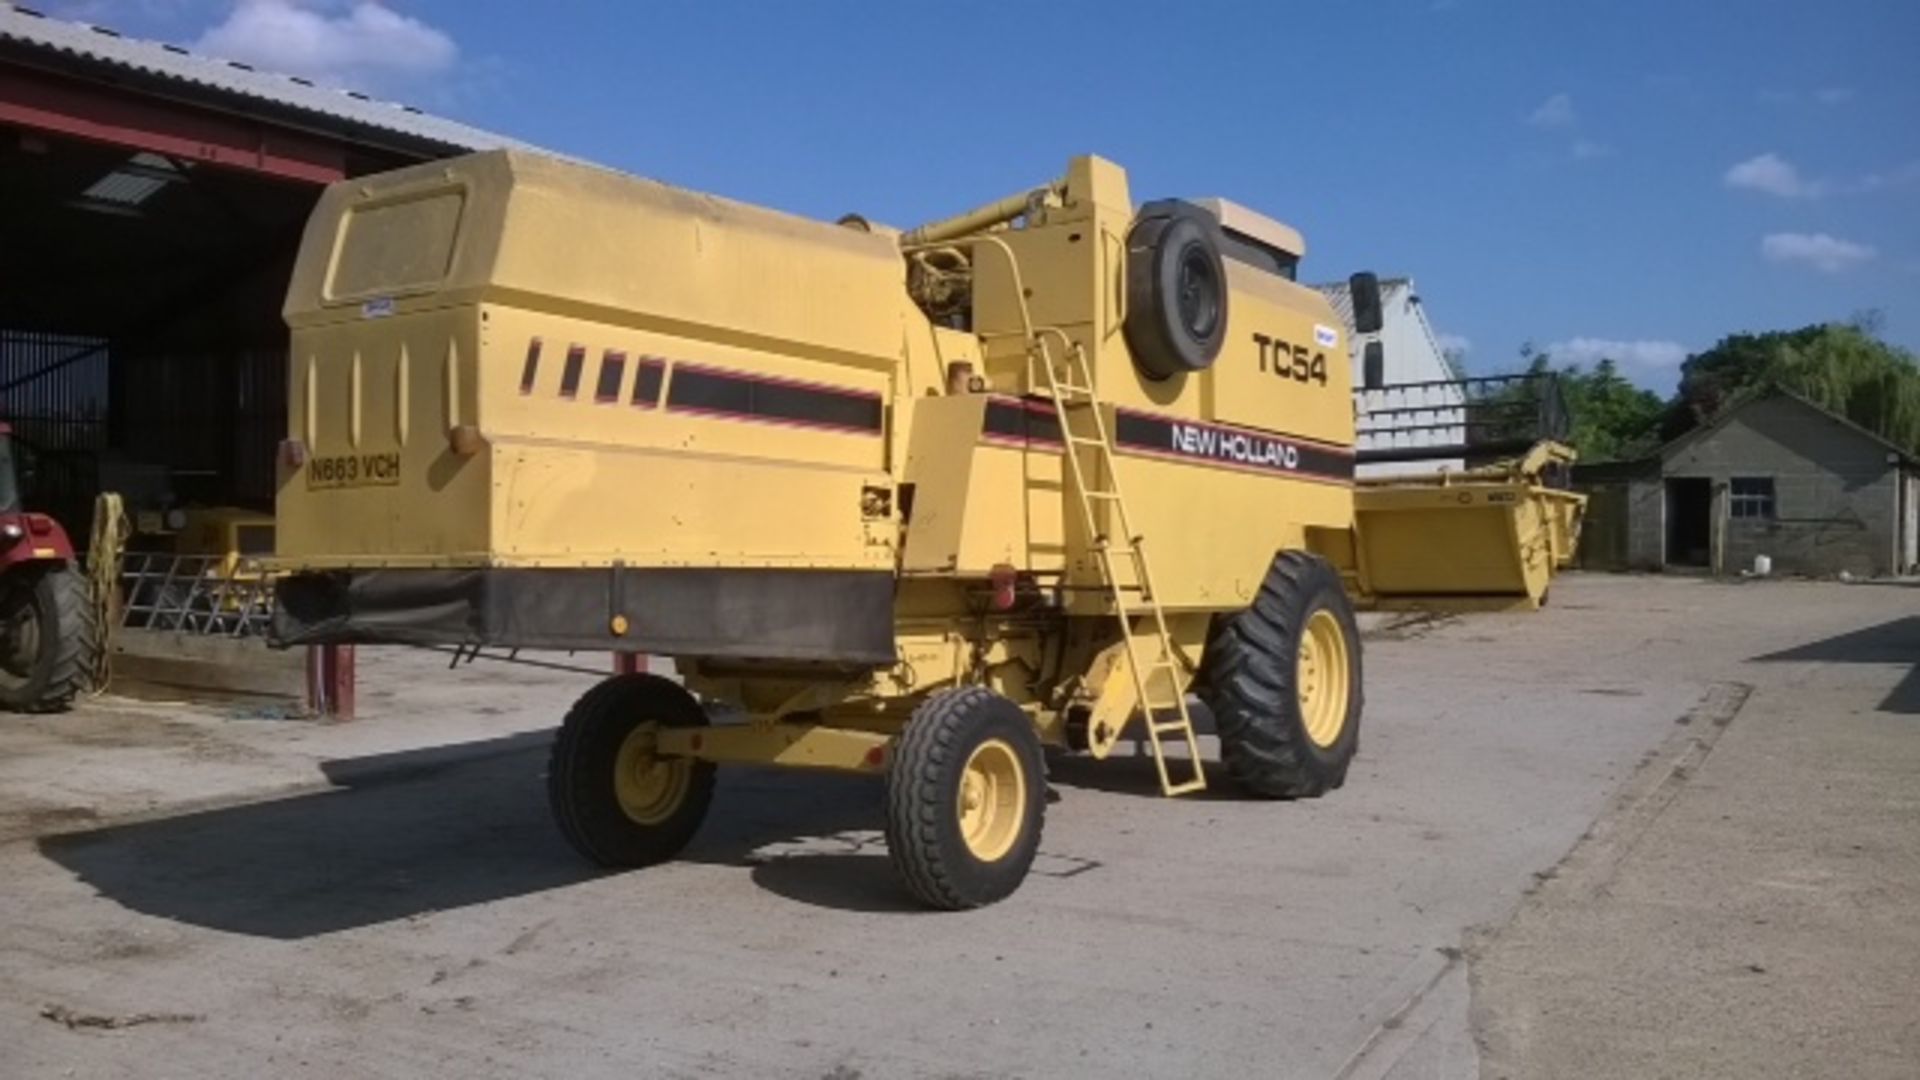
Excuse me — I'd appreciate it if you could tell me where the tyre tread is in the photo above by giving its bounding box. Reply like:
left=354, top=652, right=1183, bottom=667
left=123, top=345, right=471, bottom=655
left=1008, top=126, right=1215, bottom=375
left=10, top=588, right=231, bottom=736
left=0, top=565, right=99, bottom=713
left=1199, top=551, right=1363, bottom=798
left=547, top=674, right=715, bottom=868
left=885, top=686, right=1044, bottom=910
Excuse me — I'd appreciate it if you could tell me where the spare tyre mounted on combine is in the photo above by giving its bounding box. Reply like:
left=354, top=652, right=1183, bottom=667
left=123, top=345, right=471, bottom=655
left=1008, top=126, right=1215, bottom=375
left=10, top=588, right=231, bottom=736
left=270, top=153, right=1387, bottom=908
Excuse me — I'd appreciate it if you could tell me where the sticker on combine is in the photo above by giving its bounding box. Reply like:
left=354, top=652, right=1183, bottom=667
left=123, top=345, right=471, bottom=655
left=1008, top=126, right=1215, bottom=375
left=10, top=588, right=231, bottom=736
left=307, top=453, right=400, bottom=489
left=1314, top=323, right=1339, bottom=348
left=360, top=296, right=395, bottom=319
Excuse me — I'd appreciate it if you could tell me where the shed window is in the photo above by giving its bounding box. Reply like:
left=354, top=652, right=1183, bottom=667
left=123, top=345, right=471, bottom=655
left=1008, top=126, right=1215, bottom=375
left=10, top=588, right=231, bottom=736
left=1730, top=477, right=1775, bottom=520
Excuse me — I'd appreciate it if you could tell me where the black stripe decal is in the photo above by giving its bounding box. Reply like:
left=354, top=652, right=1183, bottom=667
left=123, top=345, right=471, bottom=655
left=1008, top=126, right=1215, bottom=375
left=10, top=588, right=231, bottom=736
left=1113, top=409, right=1353, bottom=483
left=631, top=358, right=664, bottom=409
left=981, top=396, right=1350, bottom=482
left=666, top=365, right=882, bottom=434
left=983, top=398, right=1063, bottom=446
left=558, top=345, right=585, bottom=399
left=519, top=338, right=541, bottom=395
left=595, top=350, right=626, bottom=403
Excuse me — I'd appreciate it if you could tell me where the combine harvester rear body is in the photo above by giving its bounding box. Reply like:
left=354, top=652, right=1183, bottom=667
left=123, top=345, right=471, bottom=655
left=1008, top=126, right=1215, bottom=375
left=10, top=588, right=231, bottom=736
left=271, top=151, right=1573, bottom=908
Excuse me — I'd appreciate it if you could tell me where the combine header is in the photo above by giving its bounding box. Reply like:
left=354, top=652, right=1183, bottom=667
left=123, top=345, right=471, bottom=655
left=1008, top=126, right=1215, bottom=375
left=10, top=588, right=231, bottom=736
left=270, top=152, right=1572, bottom=907
left=1349, top=374, right=1585, bottom=610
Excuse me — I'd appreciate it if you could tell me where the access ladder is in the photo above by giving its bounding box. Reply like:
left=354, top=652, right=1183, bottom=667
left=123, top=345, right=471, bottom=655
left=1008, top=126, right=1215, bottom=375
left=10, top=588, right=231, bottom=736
left=1033, top=329, right=1207, bottom=796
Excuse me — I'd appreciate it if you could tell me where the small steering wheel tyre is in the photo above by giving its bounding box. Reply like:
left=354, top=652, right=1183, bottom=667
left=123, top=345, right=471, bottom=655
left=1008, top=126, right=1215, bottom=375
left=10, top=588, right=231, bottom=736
left=885, top=686, right=1046, bottom=910
left=1123, top=201, right=1231, bottom=380
left=548, top=673, right=716, bottom=868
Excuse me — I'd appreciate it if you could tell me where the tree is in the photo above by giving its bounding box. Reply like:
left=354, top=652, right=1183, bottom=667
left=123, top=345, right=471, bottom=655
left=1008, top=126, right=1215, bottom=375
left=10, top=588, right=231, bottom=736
left=1663, top=322, right=1920, bottom=451
left=1508, top=345, right=1665, bottom=462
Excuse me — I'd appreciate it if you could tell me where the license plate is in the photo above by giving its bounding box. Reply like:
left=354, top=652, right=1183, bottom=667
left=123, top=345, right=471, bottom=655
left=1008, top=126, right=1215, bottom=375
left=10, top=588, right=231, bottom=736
left=307, top=453, right=400, bottom=490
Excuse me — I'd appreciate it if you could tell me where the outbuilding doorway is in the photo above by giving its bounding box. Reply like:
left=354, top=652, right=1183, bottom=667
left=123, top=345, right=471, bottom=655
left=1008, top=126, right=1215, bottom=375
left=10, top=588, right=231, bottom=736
left=1665, top=477, right=1712, bottom=568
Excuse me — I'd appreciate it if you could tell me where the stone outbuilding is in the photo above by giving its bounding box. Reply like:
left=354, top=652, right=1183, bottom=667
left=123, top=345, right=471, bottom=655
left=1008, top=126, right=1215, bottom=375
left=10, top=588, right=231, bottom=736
left=1574, top=390, right=1919, bottom=577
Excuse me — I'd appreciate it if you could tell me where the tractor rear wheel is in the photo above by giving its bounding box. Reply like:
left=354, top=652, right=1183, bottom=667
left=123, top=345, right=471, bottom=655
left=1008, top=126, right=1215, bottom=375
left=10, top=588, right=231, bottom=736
left=548, top=674, right=716, bottom=868
left=0, top=565, right=97, bottom=713
left=1198, top=551, right=1362, bottom=797
left=885, top=686, right=1045, bottom=910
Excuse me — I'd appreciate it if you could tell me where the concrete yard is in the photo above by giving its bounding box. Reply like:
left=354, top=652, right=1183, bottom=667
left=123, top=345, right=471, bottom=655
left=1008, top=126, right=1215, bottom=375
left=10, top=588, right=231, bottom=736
left=0, top=575, right=1913, bottom=1079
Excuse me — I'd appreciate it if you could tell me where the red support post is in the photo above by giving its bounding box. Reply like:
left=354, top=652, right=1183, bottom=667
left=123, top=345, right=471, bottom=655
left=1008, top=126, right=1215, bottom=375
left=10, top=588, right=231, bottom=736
left=306, top=643, right=357, bottom=719
left=330, top=644, right=356, bottom=720
left=613, top=652, right=648, bottom=676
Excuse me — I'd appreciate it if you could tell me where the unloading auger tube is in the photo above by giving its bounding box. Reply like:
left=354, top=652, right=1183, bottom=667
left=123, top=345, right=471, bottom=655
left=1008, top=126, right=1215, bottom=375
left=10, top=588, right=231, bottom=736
left=898, top=180, right=1066, bottom=246
left=271, top=150, right=1385, bottom=909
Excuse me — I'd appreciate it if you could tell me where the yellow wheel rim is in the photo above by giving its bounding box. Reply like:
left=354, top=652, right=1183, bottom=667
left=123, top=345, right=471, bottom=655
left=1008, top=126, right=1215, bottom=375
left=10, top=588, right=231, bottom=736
left=614, top=725, right=692, bottom=825
left=1297, top=609, right=1351, bottom=749
left=957, top=738, right=1026, bottom=863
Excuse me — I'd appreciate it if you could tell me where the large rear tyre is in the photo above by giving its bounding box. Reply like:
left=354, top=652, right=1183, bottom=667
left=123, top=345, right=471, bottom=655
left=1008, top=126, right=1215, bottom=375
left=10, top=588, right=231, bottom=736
left=547, top=674, right=716, bottom=868
left=885, top=687, right=1045, bottom=910
left=1198, top=551, right=1363, bottom=797
left=0, top=565, right=98, bottom=713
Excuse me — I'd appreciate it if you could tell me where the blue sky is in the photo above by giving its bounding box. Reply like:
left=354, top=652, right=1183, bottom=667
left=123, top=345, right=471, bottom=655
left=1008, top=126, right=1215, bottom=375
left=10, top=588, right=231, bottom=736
left=53, top=1, right=1920, bottom=392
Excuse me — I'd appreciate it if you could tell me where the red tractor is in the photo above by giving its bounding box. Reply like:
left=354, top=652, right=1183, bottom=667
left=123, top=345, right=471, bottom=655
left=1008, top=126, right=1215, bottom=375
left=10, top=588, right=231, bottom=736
left=0, top=424, right=96, bottom=711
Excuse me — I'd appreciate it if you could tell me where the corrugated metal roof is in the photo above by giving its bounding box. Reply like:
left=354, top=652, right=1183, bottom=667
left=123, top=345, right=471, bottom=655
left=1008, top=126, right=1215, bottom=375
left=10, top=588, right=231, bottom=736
left=1317, top=277, right=1467, bottom=381
left=0, top=2, right=534, bottom=156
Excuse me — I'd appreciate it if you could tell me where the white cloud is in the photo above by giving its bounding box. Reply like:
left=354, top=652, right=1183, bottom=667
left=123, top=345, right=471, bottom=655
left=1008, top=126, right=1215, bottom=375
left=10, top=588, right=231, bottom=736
left=1544, top=338, right=1690, bottom=373
left=1723, top=152, right=1823, bottom=199
left=45, top=0, right=203, bottom=22
left=1527, top=92, right=1575, bottom=128
left=1435, top=333, right=1472, bottom=356
left=1727, top=153, right=1920, bottom=199
left=1857, top=161, right=1920, bottom=193
left=1761, top=232, right=1876, bottom=274
left=1571, top=139, right=1614, bottom=161
left=194, top=1, right=457, bottom=90
left=1760, top=87, right=1858, bottom=107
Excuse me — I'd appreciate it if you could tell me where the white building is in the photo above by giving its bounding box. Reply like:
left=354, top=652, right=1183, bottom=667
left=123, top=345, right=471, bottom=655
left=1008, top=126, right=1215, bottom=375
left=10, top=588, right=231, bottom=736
left=1319, top=277, right=1467, bottom=477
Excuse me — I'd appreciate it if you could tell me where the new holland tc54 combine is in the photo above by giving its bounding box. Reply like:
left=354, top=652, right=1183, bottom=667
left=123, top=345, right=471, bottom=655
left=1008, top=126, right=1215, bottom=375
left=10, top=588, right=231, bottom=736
left=271, top=152, right=1579, bottom=908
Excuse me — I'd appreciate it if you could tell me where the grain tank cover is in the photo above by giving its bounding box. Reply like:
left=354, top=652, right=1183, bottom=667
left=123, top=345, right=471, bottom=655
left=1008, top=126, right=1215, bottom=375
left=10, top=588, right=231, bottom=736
left=285, top=150, right=911, bottom=369
left=1193, top=196, right=1306, bottom=269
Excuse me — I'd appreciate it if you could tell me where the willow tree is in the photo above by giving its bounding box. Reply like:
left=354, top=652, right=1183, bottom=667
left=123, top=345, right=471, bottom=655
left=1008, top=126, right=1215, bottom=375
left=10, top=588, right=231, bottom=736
left=1665, top=322, right=1920, bottom=452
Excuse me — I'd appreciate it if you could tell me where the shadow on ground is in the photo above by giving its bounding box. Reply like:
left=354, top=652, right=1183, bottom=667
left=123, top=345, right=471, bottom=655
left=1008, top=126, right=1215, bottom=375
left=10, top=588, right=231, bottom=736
left=1045, top=750, right=1236, bottom=801
left=36, top=733, right=902, bottom=938
left=1752, top=615, right=1919, bottom=715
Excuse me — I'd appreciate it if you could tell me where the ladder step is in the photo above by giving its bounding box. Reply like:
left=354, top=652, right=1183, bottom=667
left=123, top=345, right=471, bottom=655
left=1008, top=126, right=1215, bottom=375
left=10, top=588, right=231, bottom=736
left=1082, top=490, right=1122, bottom=500
left=1148, top=722, right=1192, bottom=735
left=1162, top=776, right=1208, bottom=797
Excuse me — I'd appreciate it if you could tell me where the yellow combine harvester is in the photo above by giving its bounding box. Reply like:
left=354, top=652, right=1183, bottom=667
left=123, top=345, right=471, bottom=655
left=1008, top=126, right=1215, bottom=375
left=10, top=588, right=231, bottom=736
left=271, top=152, right=1573, bottom=908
